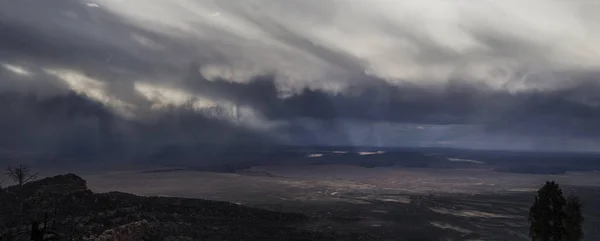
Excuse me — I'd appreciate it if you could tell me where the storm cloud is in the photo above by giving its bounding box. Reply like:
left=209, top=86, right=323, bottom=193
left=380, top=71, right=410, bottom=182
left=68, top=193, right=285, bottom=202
left=2, top=0, right=600, bottom=156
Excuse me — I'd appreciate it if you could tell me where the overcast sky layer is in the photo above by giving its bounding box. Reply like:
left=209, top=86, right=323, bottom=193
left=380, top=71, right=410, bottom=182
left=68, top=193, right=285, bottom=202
left=2, top=0, right=600, bottom=155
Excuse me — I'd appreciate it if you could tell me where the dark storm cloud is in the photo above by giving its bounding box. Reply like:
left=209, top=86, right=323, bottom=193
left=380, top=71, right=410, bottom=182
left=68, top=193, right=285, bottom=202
left=0, top=0, right=277, bottom=164
left=185, top=72, right=600, bottom=138
left=2, top=0, right=600, bottom=154
left=0, top=1, right=199, bottom=82
left=0, top=89, right=276, bottom=166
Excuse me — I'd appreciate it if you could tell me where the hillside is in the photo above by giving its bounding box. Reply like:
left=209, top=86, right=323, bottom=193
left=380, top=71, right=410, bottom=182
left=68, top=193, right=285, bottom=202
left=0, top=174, right=373, bottom=240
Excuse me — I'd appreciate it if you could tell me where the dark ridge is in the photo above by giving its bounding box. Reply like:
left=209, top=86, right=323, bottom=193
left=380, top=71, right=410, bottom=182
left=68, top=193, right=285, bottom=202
left=4, top=173, right=89, bottom=196
left=0, top=174, right=375, bottom=240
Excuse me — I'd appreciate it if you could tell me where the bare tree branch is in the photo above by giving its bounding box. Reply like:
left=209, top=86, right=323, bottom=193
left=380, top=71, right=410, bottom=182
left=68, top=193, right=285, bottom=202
left=6, top=164, right=38, bottom=226
left=6, top=164, right=38, bottom=187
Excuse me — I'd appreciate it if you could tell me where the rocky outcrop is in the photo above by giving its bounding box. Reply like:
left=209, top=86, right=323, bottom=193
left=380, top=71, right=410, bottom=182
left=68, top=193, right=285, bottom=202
left=85, top=220, right=152, bottom=241
left=5, top=173, right=90, bottom=197
left=33, top=173, right=89, bottom=195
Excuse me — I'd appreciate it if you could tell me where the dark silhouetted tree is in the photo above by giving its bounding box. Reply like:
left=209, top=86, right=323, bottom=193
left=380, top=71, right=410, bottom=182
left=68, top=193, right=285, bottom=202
left=6, top=164, right=37, bottom=190
left=3, top=213, right=61, bottom=241
left=563, top=196, right=584, bottom=241
left=529, top=181, right=584, bottom=241
left=6, top=165, right=38, bottom=225
left=28, top=213, right=61, bottom=241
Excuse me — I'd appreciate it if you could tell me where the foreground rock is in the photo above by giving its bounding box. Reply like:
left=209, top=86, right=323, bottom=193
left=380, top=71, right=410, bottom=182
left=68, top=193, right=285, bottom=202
left=85, top=220, right=152, bottom=241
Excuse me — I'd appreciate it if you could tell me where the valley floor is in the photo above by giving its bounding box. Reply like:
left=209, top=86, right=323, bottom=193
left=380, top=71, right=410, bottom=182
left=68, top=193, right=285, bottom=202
left=79, top=165, right=600, bottom=241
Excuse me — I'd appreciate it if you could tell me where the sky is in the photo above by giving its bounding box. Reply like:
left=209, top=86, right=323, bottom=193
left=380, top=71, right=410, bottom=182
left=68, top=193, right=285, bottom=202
left=2, top=0, right=600, bottom=159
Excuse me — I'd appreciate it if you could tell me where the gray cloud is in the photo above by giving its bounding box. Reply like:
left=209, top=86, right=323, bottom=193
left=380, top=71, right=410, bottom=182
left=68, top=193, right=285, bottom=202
left=2, top=0, right=600, bottom=154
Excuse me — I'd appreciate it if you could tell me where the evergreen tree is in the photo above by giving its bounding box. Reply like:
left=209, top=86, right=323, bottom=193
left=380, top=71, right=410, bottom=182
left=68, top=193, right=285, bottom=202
left=529, top=181, right=584, bottom=241
left=563, top=196, right=584, bottom=241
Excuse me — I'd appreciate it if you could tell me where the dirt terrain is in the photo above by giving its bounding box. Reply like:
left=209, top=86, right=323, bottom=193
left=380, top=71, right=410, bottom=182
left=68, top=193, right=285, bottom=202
left=81, top=165, right=600, bottom=240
